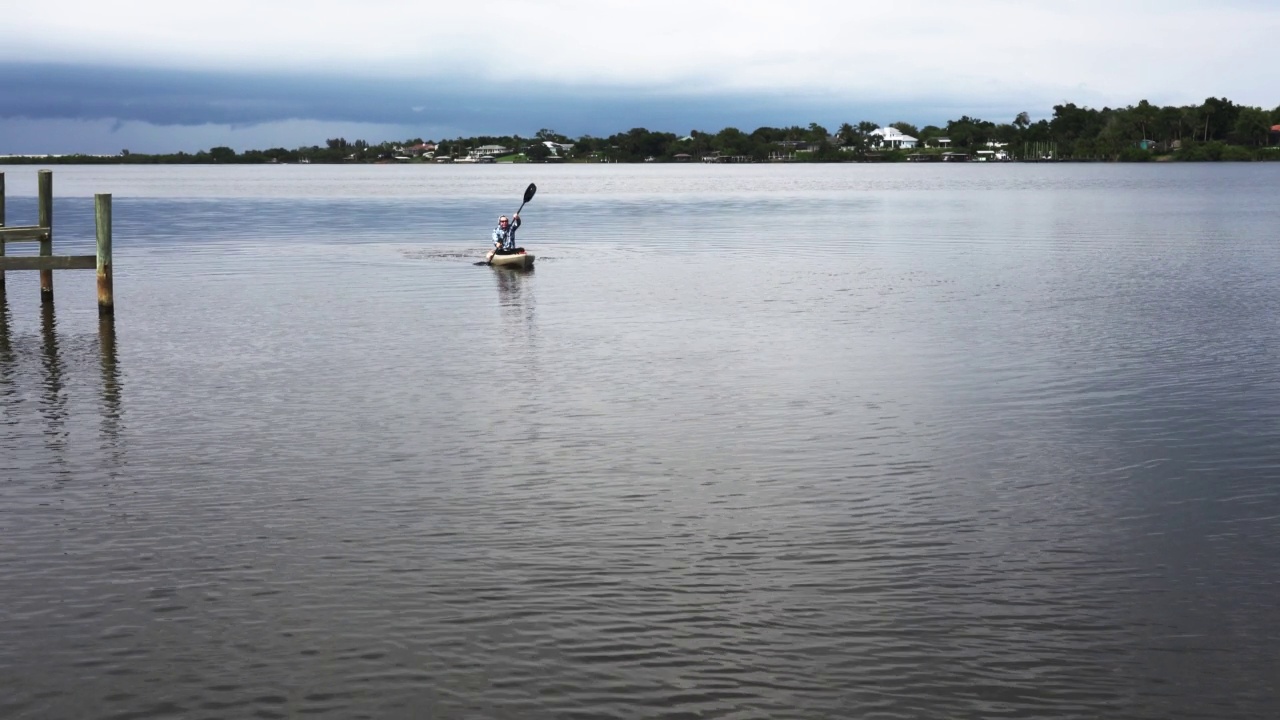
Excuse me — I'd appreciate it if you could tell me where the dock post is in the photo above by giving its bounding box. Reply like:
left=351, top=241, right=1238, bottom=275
left=1, top=171, right=6, bottom=292
left=96, top=194, right=113, bottom=316
left=38, top=170, right=53, bottom=304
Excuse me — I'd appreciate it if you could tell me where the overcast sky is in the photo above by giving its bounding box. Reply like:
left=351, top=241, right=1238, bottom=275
left=1, top=0, right=1277, bottom=154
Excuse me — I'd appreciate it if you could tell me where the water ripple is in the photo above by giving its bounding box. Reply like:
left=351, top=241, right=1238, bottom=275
left=1, top=163, right=1278, bottom=719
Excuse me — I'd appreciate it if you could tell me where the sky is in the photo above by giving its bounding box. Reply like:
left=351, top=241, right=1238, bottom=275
left=1, top=0, right=1277, bottom=154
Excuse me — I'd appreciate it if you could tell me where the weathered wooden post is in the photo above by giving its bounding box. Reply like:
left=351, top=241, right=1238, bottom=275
left=38, top=170, right=53, bottom=303
left=0, top=170, right=108, bottom=311
left=1, top=171, right=6, bottom=292
left=96, top=194, right=113, bottom=316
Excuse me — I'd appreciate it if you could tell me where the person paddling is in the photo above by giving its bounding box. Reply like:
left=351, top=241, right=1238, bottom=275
left=485, top=213, right=521, bottom=263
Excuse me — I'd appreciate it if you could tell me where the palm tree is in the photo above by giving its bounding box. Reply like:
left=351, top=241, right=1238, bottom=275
left=1200, top=100, right=1216, bottom=142
left=837, top=123, right=855, bottom=146
left=1133, top=100, right=1156, bottom=141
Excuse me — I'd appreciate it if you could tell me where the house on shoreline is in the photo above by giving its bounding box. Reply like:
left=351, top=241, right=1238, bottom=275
left=870, top=127, right=919, bottom=149
left=453, top=144, right=508, bottom=162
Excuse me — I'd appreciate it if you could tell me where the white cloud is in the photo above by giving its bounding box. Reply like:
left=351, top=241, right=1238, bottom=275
left=3, top=1, right=1277, bottom=109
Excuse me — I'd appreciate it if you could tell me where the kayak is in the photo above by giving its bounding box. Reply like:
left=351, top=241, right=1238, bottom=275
left=490, top=250, right=535, bottom=269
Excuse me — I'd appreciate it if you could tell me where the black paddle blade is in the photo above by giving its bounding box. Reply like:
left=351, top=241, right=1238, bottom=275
left=524, top=183, right=537, bottom=203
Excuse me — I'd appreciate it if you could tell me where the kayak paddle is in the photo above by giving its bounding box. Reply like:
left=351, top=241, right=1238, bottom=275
left=477, top=183, right=537, bottom=265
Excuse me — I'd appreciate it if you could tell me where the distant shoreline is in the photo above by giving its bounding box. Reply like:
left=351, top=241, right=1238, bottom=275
left=2, top=152, right=1277, bottom=165
left=4, top=95, right=1277, bottom=164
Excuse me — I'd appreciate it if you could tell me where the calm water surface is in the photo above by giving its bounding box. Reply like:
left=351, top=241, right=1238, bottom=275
left=1, top=163, right=1278, bottom=719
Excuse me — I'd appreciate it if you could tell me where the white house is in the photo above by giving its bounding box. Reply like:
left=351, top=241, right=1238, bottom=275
left=542, top=141, right=574, bottom=156
left=870, top=127, right=918, bottom=149
left=472, top=144, right=509, bottom=158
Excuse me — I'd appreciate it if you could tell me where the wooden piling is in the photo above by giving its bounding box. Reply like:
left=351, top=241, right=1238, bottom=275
left=0, top=170, right=112, bottom=311
left=96, top=194, right=113, bottom=316
left=38, top=170, right=53, bottom=304
left=1, top=172, right=6, bottom=292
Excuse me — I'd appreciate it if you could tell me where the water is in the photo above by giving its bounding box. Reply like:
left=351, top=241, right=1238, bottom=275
left=1, top=163, right=1278, bottom=719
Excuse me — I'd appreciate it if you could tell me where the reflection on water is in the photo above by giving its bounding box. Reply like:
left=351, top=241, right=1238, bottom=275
left=0, top=294, right=125, bottom=466
left=2, top=164, right=1279, bottom=720
left=98, top=315, right=123, bottom=451
left=491, top=266, right=540, bottom=389
left=38, top=302, right=66, bottom=457
left=0, top=291, right=12, bottom=392
left=492, top=265, right=535, bottom=325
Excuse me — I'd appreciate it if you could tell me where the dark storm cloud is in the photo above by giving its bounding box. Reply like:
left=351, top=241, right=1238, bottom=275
left=0, top=62, right=970, bottom=140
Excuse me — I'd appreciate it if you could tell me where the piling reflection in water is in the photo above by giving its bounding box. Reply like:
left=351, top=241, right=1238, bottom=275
left=98, top=314, right=123, bottom=450
left=39, top=301, right=67, bottom=455
left=0, top=291, right=12, bottom=396
left=0, top=294, right=125, bottom=462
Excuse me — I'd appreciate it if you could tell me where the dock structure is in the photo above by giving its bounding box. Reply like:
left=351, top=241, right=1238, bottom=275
left=0, top=170, right=114, bottom=315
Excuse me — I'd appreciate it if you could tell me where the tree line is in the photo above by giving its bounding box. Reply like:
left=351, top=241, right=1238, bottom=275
left=5, top=97, right=1278, bottom=165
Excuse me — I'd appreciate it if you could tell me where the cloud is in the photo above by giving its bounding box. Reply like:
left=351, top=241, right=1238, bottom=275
left=3, top=1, right=1277, bottom=102
left=3, top=63, right=991, bottom=153
left=1, top=62, right=1023, bottom=150
left=1, top=1, right=1276, bottom=152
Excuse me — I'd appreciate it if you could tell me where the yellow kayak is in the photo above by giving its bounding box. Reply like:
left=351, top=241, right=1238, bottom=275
left=489, top=251, right=535, bottom=269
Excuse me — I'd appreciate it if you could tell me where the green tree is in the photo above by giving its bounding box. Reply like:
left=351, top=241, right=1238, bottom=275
left=687, top=131, right=712, bottom=159
left=712, top=127, right=752, bottom=157
left=535, top=128, right=568, bottom=143
left=1050, top=104, right=1096, bottom=143
left=1155, top=106, right=1184, bottom=143
left=809, top=138, right=842, bottom=161
left=1024, top=120, right=1051, bottom=143
left=1179, top=106, right=1201, bottom=143
left=890, top=121, right=919, bottom=138
left=946, top=115, right=994, bottom=148
left=1232, top=107, right=1272, bottom=147
left=606, top=128, right=676, bottom=161
left=1198, top=100, right=1215, bottom=142
left=836, top=122, right=856, bottom=146
left=992, top=123, right=1018, bottom=146
left=750, top=126, right=787, bottom=144
left=1095, top=114, right=1136, bottom=160
left=1132, top=100, right=1157, bottom=140
left=209, top=146, right=236, bottom=163
left=1198, top=97, right=1239, bottom=142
